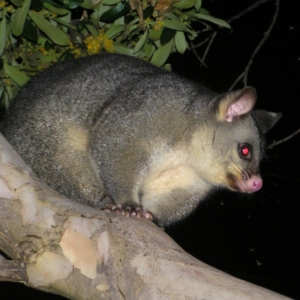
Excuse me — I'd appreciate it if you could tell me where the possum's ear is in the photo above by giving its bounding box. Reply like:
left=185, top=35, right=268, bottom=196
left=252, top=110, right=282, bottom=134
left=216, top=87, right=257, bottom=122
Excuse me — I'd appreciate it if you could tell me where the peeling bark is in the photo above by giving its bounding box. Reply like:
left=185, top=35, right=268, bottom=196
left=0, top=134, right=292, bottom=300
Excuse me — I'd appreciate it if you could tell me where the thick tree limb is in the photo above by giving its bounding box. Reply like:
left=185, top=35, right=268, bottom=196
left=0, top=134, right=292, bottom=299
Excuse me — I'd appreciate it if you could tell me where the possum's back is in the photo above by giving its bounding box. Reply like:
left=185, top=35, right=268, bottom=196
left=0, top=54, right=165, bottom=153
left=0, top=54, right=168, bottom=205
left=2, top=54, right=163, bottom=125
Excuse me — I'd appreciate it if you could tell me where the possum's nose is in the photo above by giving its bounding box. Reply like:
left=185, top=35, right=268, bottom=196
left=250, top=175, right=263, bottom=192
left=239, top=174, right=263, bottom=193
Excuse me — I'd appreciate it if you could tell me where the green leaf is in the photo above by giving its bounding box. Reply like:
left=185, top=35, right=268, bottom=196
left=0, top=18, right=6, bottom=57
left=199, top=7, right=209, bottom=14
left=186, top=24, right=197, bottom=40
left=9, top=0, right=22, bottom=7
left=160, top=27, right=175, bottom=46
left=143, top=5, right=154, bottom=19
left=2, top=89, right=10, bottom=109
left=27, top=51, right=43, bottom=66
left=85, top=23, right=98, bottom=37
left=29, top=10, right=70, bottom=45
left=100, top=2, right=130, bottom=23
left=0, top=88, right=4, bottom=101
left=44, top=39, right=54, bottom=50
left=98, top=2, right=110, bottom=26
left=77, top=18, right=98, bottom=36
left=43, top=2, right=69, bottom=15
left=113, top=15, right=124, bottom=25
left=162, top=20, right=188, bottom=32
left=133, top=28, right=148, bottom=54
left=11, top=0, right=31, bottom=36
left=125, top=23, right=138, bottom=37
left=22, top=18, right=38, bottom=42
left=43, top=0, right=69, bottom=9
left=194, top=13, right=230, bottom=28
left=114, top=44, right=133, bottom=56
left=172, top=0, right=196, bottom=9
left=68, top=0, right=84, bottom=9
left=175, top=30, right=186, bottom=54
left=105, top=24, right=125, bottom=39
left=194, top=0, right=201, bottom=12
left=4, top=63, right=30, bottom=87
left=6, top=84, right=14, bottom=100
left=39, top=53, right=59, bottom=63
left=59, top=51, right=76, bottom=61
left=56, top=12, right=71, bottom=33
left=30, top=0, right=44, bottom=11
left=76, top=19, right=85, bottom=32
left=164, top=12, right=180, bottom=21
left=80, top=0, right=94, bottom=10
left=143, top=43, right=155, bottom=60
left=54, top=17, right=77, bottom=30
left=151, top=39, right=173, bottom=67
left=102, top=0, right=121, bottom=4
left=148, top=28, right=162, bottom=41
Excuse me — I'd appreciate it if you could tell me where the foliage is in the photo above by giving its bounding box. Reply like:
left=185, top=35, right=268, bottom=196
left=0, top=0, right=229, bottom=107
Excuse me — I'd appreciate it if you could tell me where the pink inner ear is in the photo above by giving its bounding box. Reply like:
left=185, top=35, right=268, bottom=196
left=225, top=87, right=257, bottom=122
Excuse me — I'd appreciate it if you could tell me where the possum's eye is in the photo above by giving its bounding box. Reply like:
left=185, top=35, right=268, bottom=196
left=238, top=143, right=252, bottom=159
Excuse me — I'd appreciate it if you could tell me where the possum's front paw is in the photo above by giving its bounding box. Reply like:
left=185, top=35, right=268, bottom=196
left=103, top=203, right=155, bottom=222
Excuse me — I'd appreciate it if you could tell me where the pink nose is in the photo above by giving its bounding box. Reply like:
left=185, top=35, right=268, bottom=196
left=252, top=177, right=263, bottom=192
left=235, top=174, right=263, bottom=193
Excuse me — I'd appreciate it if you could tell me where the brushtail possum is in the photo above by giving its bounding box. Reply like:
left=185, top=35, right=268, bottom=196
left=0, top=54, right=281, bottom=226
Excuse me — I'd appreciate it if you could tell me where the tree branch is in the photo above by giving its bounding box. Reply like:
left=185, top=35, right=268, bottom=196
left=190, top=0, right=279, bottom=75
left=268, top=128, right=300, bottom=148
left=227, top=0, right=273, bottom=23
left=230, top=0, right=280, bottom=90
left=0, top=259, right=28, bottom=282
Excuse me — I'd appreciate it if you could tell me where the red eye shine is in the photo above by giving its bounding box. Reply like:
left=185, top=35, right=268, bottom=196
left=242, top=147, right=249, bottom=156
left=239, top=144, right=252, bottom=159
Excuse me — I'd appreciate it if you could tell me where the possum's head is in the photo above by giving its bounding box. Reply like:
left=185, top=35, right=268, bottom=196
left=190, top=87, right=281, bottom=194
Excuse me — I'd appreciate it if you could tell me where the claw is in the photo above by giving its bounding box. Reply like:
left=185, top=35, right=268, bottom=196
left=103, top=203, right=155, bottom=222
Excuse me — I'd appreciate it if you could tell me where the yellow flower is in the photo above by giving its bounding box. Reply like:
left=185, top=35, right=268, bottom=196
left=39, top=47, right=48, bottom=55
left=84, top=32, right=114, bottom=54
left=37, top=64, right=49, bottom=71
left=73, top=48, right=81, bottom=58
left=153, top=20, right=163, bottom=31
left=144, top=17, right=151, bottom=26
left=103, top=37, right=114, bottom=53
left=85, top=36, right=101, bottom=54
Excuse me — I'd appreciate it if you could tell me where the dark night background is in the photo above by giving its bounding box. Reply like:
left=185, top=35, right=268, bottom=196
left=1, top=0, right=299, bottom=299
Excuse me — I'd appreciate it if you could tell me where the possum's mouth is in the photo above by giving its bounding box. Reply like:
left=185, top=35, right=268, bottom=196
left=226, top=171, right=263, bottom=193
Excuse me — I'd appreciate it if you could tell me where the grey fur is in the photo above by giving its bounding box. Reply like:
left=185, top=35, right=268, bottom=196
left=0, top=54, right=280, bottom=226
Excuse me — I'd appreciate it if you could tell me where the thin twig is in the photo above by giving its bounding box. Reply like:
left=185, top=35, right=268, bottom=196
left=80, top=10, right=88, bottom=21
left=229, top=72, right=245, bottom=91
left=268, top=128, right=300, bottom=149
left=243, top=0, right=280, bottom=86
left=195, top=28, right=211, bottom=35
left=192, top=36, right=210, bottom=49
left=190, top=0, right=279, bottom=75
left=202, top=31, right=217, bottom=62
left=190, top=31, right=217, bottom=66
left=227, top=0, right=272, bottom=23
left=191, top=43, right=207, bottom=67
left=230, top=0, right=280, bottom=90
left=191, top=0, right=275, bottom=70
